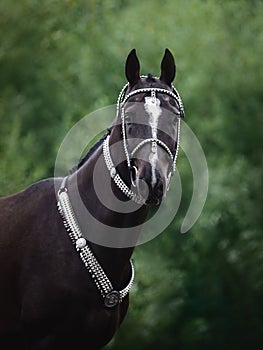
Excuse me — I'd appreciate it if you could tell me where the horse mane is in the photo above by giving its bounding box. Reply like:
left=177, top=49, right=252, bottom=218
left=70, top=127, right=112, bottom=173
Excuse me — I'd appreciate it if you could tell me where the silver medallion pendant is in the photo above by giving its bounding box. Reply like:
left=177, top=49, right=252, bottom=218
left=76, top=237, right=87, bottom=249
left=104, top=291, right=120, bottom=308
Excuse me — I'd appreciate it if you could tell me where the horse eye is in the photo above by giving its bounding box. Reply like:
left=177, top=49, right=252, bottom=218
left=125, top=113, right=133, bottom=124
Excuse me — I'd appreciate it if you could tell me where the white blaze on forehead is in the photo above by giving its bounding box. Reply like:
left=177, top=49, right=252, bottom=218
left=144, top=96, right=162, bottom=187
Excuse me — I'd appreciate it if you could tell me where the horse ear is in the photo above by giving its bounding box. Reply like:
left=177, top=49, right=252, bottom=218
left=160, top=48, right=176, bottom=86
left=125, top=49, right=140, bottom=86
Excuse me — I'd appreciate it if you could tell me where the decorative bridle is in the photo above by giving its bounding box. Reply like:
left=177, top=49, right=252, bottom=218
left=103, top=78, right=184, bottom=204
left=57, top=79, right=184, bottom=308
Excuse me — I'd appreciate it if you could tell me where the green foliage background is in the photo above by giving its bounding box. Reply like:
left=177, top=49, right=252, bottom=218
left=0, top=1, right=262, bottom=349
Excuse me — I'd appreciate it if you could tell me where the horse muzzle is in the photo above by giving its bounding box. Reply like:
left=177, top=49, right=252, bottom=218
left=130, top=160, right=166, bottom=206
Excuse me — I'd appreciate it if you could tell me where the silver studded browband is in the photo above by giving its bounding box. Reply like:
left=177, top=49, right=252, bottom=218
left=116, top=79, right=185, bottom=117
left=57, top=178, right=135, bottom=308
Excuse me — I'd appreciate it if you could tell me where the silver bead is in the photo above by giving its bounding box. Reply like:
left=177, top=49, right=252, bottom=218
left=76, top=237, right=87, bottom=249
left=110, top=167, right=116, bottom=178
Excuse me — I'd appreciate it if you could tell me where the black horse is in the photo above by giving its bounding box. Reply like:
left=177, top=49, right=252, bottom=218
left=0, top=49, right=184, bottom=349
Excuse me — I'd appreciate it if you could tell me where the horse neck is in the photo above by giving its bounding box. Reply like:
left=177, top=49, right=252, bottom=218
left=66, top=139, right=149, bottom=287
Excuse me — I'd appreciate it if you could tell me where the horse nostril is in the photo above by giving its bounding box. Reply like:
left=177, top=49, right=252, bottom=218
left=142, top=171, right=165, bottom=205
left=137, top=179, right=149, bottom=200
left=134, top=161, right=165, bottom=205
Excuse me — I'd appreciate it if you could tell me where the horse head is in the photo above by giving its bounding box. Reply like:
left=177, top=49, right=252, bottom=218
left=108, top=49, right=184, bottom=206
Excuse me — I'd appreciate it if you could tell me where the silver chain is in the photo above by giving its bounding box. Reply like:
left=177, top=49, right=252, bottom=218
left=102, top=135, right=145, bottom=205
left=57, top=183, right=135, bottom=308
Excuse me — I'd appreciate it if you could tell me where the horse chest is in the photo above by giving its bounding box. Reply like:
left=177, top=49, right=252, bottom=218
left=17, top=234, right=128, bottom=348
left=17, top=267, right=128, bottom=349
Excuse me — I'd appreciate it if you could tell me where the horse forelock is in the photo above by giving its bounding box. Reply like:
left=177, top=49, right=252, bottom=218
left=145, top=74, right=156, bottom=83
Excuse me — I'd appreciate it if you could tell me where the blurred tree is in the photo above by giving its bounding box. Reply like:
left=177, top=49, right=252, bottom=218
left=0, top=0, right=262, bottom=349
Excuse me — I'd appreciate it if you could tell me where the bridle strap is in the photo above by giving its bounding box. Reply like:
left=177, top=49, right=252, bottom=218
left=131, top=138, right=174, bottom=160
left=121, top=87, right=183, bottom=111
left=103, top=135, right=145, bottom=205
left=131, top=138, right=175, bottom=172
